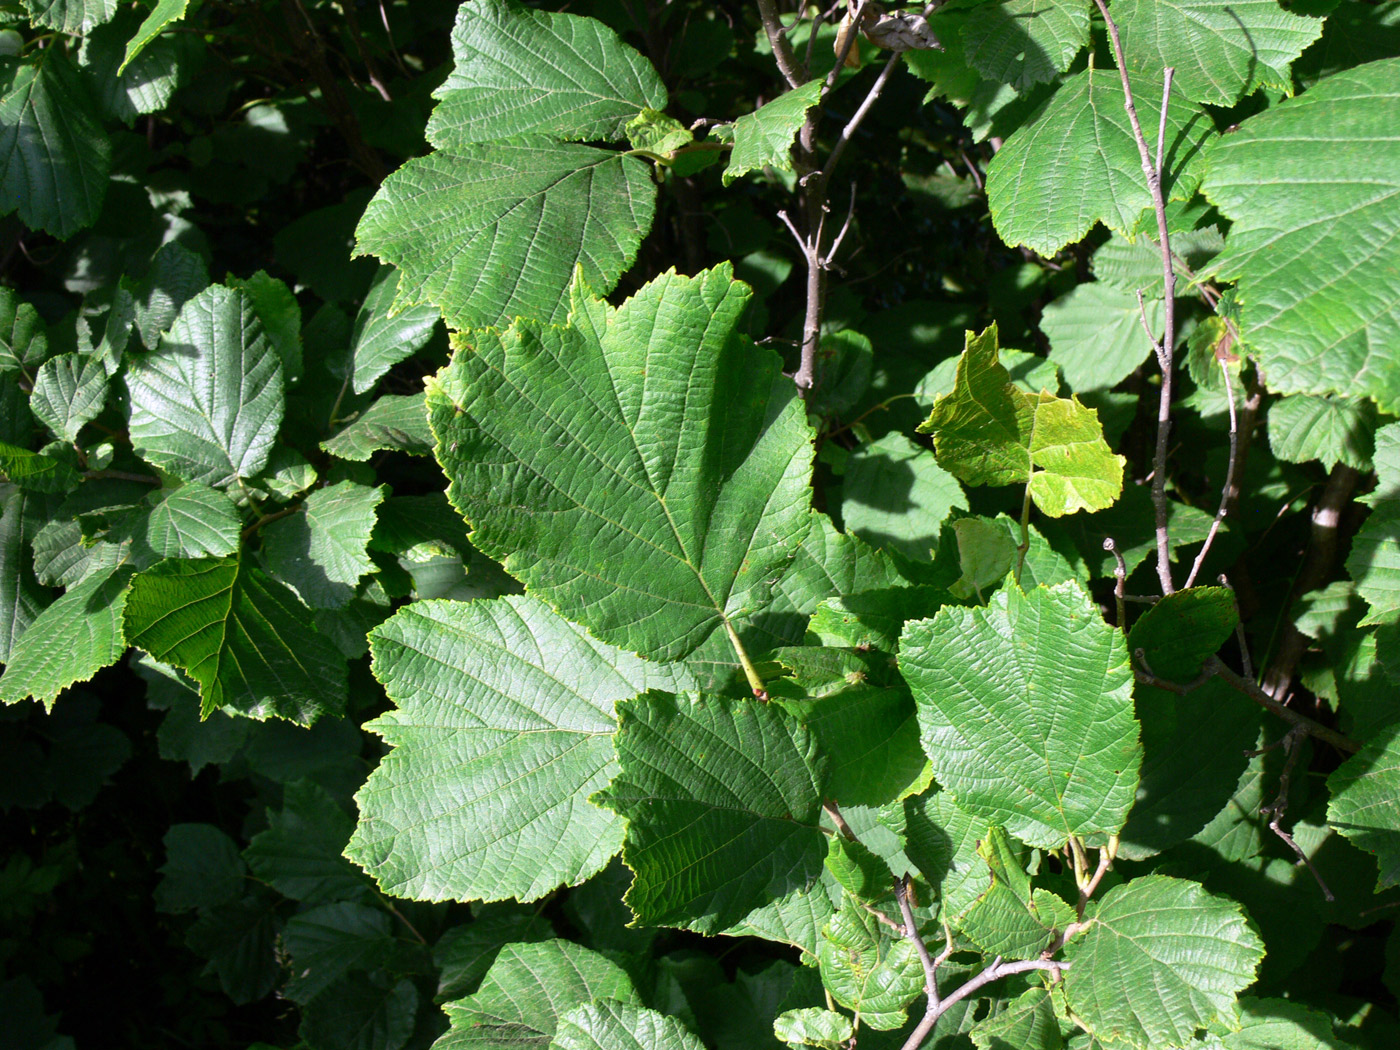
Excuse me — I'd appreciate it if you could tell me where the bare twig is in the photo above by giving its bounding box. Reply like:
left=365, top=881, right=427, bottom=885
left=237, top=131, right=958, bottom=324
left=1260, top=726, right=1335, bottom=900
left=896, top=877, right=941, bottom=1013
left=1220, top=574, right=1253, bottom=678
left=1095, top=0, right=1177, bottom=596
left=1103, top=537, right=1128, bottom=632
left=1183, top=352, right=1239, bottom=588
left=756, top=0, right=806, bottom=88
left=899, top=957, right=1067, bottom=1050
left=1078, top=838, right=1117, bottom=915
left=824, top=801, right=858, bottom=842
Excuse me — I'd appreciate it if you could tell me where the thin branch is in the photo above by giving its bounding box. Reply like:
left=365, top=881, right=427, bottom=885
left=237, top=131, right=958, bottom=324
left=823, top=800, right=858, bottom=842
left=756, top=0, right=806, bottom=88
left=817, top=48, right=903, bottom=190
left=1183, top=352, right=1239, bottom=588
left=1079, top=837, right=1117, bottom=915
left=1260, top=726, right=1334, bottom=900
left=827, top=181, right=859, bottom=264
left=1219, top=574, right=1253, bottom=679
left=1103, top=537, right=1128, bottom=633
left=896, top=877, right=941, bottom=1012
left=1095, top=0, right=1177, bottom=596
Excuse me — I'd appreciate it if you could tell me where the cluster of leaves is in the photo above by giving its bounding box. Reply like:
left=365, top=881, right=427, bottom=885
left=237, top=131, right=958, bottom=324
left=2, top=1, right=1399, bottom=1049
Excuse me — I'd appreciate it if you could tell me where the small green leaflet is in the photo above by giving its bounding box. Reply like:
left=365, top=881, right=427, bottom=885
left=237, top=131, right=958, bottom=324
left=80, top=12, right=187, bottom=128
left=0, top=564, right=133, bottom=709
left=281, top=902, right=394, bottom=1005
left=119, top=0, right=189, bottom=75
left=322, top=394, right=433, bottom=462
left=919, top=325, right=1125, bottom=517
left=1114, top=0, right=1324, bottom=106
left=154, top=823, right=245, bottom=914
left=351, top=596, right=696, bottom=903
left=123, top=482, right=241, bottom=561
left=124, top=555, right=347, bottom=724
left=816, top=896, right=923, bottom=1030
left=262, top=481, right=385, bottom=610
left=961, top=0, right=1090, bottom=92
left=348, top=266, right=440, bottom=394
left=0, top=287, right=48, bottom=373
left=29, top=353, right=108, bottom=443
left=971, top=987, right=1062, bottom=1050
left=427, top=0, right=666, bottom=147
left=355, top=141, right=655, bottom=331
left=774, top=1008, right=853, bottom=1050
left=438, top=940, right=640, bottom=1050
left=592, top=692, right=828, bottom=934
left=0, top=488, right=50, bottom=663
left=1202, top=59, right=1400, bottom=413
left=1268, top=393, right=1376, bottom=472
left=553, top=1000, right=709, bottom=1050
left=428, top=266, right=813, bottom=662
left=0, top=49, right=112, bottom=239
left=125, top=285, right=284, bottom=487
left=841, top=432, right=966, bottom=562
left=959, top=826, right=1076, bottom=959
left=899, top=580, right=1141, bottom=849
left=1327, top=725, right=1400, bottom=891
left=22, top=0, right=117, bottom=33
left=986, top=69, right=1214, bottom=256
left=244, top=780, right=373, bottom=904
left=1063, top=875, right=1264, bottom=1048
left=1042, top=282, right=1163, bottom=394
left=723, top=79, right=823, bottom=186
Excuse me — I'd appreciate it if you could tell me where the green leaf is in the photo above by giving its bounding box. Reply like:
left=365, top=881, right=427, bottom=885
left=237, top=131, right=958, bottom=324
left=1201, top=59, right=1400, bottom=413
left=918, top=326, right=1125, bottom=517
left=962, top=0, right=1090, bottom=91
left=429, top=266, right=813, bottom=662
left=774, top=1007, right=853, bottom=1050
left=625, top=108, right=693, bottom=155
left=1091, top=226, right=1223, bottom=291
left=1363, top=422, right=1400, bottom=507
left=349, top=265, right=440, bottom=394
left=1327, top=724, right=1400, bottom=891
left=816, top=896, right=923, bottom=1031
left=1218, top=997, right=1355, bottom=1050
left=972, top=987, right=1063, bottom=1050
left=125, top=241, right=208, bottom=349
left=0, top=50, right=110, bottom=239
left=0, top=440, right=79, bottom=493
left=1063, top=875, right=1264, bottom=1048
left=436, top=904, right=554, bottom=1002
left=119, top=0, right=189, bottom=75
left=0, top=488, right=51, bottom=663
left=899, top=580, right=1141, bottom=849
left=350, top=595, right=696, bottom=903
left=123, top=482, right=240, bottom=561
left=125, top=285, right=284, bottom=487
left=28, top=353, right=108, bottom=443
left=1042, top=282, right=1163, bottom=393
left=723, top=79, right=823, bottom=186
left=902, top=787, right=994, bottom=920
left=322, top=394, right=433, bottom=462
left=552, top=1000, right=708, bottom=1050
left=154, top=822, right=245, bottom=914
left=438, top=940, right=640, bottom=1050
left=299, top=976, right=417, bottom=1050
left=355, top=141, right=655, bottom=331
left=824, top=835, right=893, bottom=900
left=244, top=780, right=372, bottom=904
left=986, top=69, right=1214, bottom=256
left=961, top=826, right=1076, bottom=959
left=1114, top=0, right=1324, bottom=106
left=1347, top=501, right=1400, bottom=626
left=124, top=555, right=347, bottom=724
left=592, top=691, right=827, bottom=933
left=427, top=0, right=666, bottom=146
left=79, top=11, right=186, bottom=126
left=947, top=515, right=1017, bottom=601
left=1127, top=585, right=1237, bottom=683
left=1268, top=393, right=1376, bottom=472
left=0, top=287, right=48, bottom=374
left=225, top=271, right=302, bottom=385
left=841, top=432, right=966, bottom=562
left=261, top=480, right=385, bottom=610
left=0, top=564, right=131, bottom=710
left=185, top=892, right=279, bottom=1004
left=723, top=872, right=842, bottom=957
left=32, top=517, right=125, bottom=587
left=22, top=0, right=116, bottom=33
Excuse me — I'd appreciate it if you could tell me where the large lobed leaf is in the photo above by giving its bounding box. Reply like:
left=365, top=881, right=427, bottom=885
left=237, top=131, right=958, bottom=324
left=986, top=69, right=1214, bottom=256
left=592, top=691, right=828, bottom=934
left=427, top=0, right=666, bottom=147
left=899, top=580, right=1141, bottom=849
left=427, top=266, right=814, bottom=662
left=1113, top=0, right=1324, bottom=106
left=1202, top=59, right=1400, bottom=414
left=349, top=596, right=696, bottom=903
left=919, top=325, right=1124, bottom=517
left=355, top=140, right=655, bottom=331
